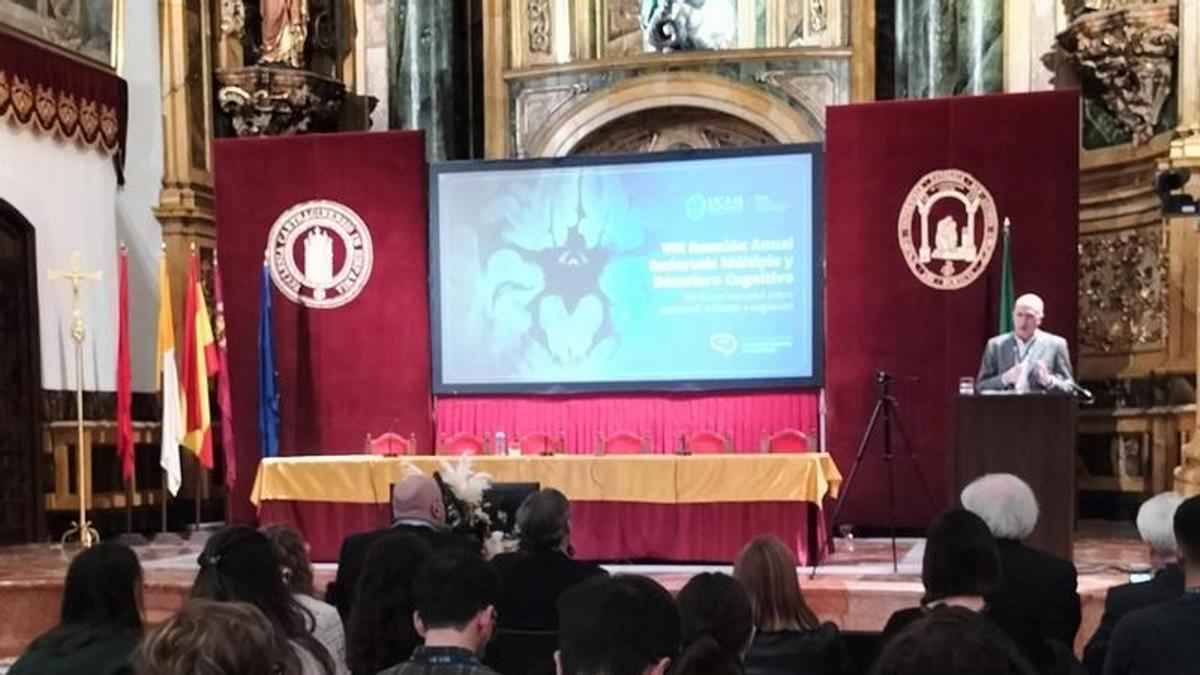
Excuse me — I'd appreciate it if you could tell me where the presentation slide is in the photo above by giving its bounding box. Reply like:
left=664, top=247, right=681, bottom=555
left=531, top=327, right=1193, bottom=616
left=431, top=147, right=822, bottom=393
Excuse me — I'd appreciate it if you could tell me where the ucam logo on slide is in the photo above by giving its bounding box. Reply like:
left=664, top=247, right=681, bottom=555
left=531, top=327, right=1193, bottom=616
left=686, top=193, right=745, bottom=220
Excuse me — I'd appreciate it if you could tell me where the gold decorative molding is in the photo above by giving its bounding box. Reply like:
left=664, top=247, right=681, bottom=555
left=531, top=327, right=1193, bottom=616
left=216, top=0, right=245, bottom=70
left=1054, top=3, right=1178, bottom=144
left=756, top=70, right=840, bottom=127
left=526, top=71, right=822, bottom=157
left=514, top=82, right=591, bottom=156
left=503, top=46, right=852, bottom=80
left=569, top=106, right=778, bottom=154
left=1079, top=225, right=1168, bottom=354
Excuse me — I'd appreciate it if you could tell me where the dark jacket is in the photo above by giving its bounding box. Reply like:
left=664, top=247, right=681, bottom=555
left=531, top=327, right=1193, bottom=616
left=1083, top=564, right=1184, bottom=675
left=8, top=626, right=139, bottom=675
left=989, top=538, right=1082, bottom=649
left=329, top=522, right=480, bottom=618
left=490, top=548, right=607, bottom=630
left=1104, top=593, right=1200, bottom=675
left=743, top=624, right=845, bottom=675
left=377, top=646, right=500, bottom=675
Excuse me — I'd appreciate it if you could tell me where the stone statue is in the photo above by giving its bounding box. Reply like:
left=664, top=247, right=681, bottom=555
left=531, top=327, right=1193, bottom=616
left=259, top=0, right=308, bottom=68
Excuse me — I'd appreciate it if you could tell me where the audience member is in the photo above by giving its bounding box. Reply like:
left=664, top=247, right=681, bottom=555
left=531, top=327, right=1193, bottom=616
left=264, top=523, right=350, bottom=674
left=674, top=572, right=754, bottom=675
left=879, top=509, right=1000, bottom=645
left=1104, top=494, right=1200, bottom=674
left=345, top=533, right=433, bottom=675
left=9, top=542, right=143, bottom=675
left=734, top=535, right=846, bottom=675
left=1083, top=491, right=1184, bottom=675
left=377, top=548, right=501, bottom=674
left=134, top=599, right=292, bottom=675
left=191, top=526, right=338, bottom=675
left=872, top=606, right=1036, bottom=675
left=329, top=474, right=479, bottom=618
left=556, top=575, right=681, bottom=675
left=492, top=488, right=607, bottom=629
left=961, top=474, right=1081, bottom=649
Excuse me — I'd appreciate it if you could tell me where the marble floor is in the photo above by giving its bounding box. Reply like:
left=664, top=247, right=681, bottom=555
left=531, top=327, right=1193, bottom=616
left=0, top=529, right=1143, bottom=660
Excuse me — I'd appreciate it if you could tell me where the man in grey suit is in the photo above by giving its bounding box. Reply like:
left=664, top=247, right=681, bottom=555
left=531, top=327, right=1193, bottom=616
left=976, top=293, right=1074, bottom=393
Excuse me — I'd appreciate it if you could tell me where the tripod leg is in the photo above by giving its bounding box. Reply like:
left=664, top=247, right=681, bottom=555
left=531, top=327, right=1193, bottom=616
left=823, top=398, right=885, bottom=551
left=882, top=401, right=899, bottom=573
left=888, top=399, right=939, bottom=515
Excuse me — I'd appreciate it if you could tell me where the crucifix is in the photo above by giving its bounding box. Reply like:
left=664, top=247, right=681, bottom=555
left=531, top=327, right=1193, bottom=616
left=49, top=251, right=103, bottom=549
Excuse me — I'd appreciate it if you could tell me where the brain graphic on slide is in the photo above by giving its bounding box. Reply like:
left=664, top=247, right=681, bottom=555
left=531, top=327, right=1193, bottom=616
left=476, top=170, right=648, bottom=371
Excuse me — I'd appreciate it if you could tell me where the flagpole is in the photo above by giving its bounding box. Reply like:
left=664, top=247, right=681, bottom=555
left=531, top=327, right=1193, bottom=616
left=161, top=471, right=168, bottom=533
left=194, top=464, right=202, bottom=531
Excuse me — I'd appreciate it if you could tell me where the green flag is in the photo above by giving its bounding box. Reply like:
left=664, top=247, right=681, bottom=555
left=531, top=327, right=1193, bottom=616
left=998, top=218, right=1014, bottom=334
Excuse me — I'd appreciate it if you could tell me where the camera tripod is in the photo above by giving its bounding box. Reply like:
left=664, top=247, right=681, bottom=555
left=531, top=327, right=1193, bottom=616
left=812, top=371, right=936, bottom=576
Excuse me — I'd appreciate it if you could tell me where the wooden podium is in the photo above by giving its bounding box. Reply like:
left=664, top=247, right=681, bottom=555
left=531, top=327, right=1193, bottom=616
left=950, top=394, right=1077, bottom=560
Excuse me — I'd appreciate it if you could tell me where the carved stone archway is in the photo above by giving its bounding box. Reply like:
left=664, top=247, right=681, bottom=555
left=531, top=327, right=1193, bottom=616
left=528, top=72, right=822, bottom=158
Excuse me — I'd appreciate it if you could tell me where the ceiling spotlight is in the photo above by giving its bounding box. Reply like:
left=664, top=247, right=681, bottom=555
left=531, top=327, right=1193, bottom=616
left=1156, top=168, right=1198, bottom=216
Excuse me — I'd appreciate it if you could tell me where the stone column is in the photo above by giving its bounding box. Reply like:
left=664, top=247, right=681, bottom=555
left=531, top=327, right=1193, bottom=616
left=894, top=0, right=1003, bottom=98
left=389, top=0, right=468, bottom=160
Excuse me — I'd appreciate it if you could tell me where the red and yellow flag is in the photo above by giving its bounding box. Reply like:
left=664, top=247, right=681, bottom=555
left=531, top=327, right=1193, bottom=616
left=116, top=246, right=133, bottom=482
left=181, top=247, right=219, bottom=469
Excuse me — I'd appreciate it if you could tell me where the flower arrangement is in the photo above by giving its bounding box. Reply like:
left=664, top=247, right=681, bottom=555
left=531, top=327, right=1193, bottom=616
left=402, top=456, right=518, bottom=556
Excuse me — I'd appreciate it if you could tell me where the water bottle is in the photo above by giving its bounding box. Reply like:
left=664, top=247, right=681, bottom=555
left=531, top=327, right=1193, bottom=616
left=495, top=431, right=506, bottom=455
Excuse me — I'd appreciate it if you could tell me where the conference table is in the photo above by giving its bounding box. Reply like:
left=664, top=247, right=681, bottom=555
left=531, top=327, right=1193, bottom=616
left=250, top=453, right=843, bottom=563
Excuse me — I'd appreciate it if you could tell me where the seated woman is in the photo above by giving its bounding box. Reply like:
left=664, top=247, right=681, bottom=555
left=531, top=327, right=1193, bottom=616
left=264, top=524, right=349, bottom=673
left=490, top=488, right=607, bottom=629
left=345, top=533, right=433, bottom=675
left=135, top=599, right=293, bottom=675
left=879, top=509, right=1001, bottom=645
left=9, top=542, right=143, bottom=675
left=191, top=526, right=339, bottom=675
left=734, top=536, right=846, bottom=675
left=674, top=572, right=755, bottom=675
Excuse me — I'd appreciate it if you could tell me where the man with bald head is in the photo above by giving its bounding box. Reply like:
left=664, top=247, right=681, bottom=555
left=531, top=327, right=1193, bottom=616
left=976, top=293, right=1075, bottom=393
left=328, top=474, right=481, bottom=618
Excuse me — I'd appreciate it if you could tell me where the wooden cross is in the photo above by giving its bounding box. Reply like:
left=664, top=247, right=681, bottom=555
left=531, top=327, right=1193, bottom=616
left=49, top=251, right=102, bottom=344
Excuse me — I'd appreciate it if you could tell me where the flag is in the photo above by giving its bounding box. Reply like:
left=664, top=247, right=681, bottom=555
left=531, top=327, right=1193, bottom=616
left=212, top=254, right=237, bottom=486
left=998, top=218, right=1015, bottom=335
left=116, top=246, right=133, bottom=482
left=181, top=247, right=218, bottom=469
left=156, top=250, right=184, bottom=496
left=258, top=261, right=281, bottom=458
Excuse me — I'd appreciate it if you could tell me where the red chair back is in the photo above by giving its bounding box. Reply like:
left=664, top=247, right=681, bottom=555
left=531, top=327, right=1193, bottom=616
left=365, top=432, right=417, bottom=456
left=517, top=432, right=561, bottom=455
left=438, top=432, right=488, bottom=456
left=686, top=431, right=729, bottom=454
left=599, top=431, right=648, bottom=455
left=762, top=428, right=809, bottom=453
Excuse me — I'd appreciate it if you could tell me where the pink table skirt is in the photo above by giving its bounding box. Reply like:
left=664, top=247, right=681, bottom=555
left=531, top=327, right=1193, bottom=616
left=256, top=500, right=825, bottom=564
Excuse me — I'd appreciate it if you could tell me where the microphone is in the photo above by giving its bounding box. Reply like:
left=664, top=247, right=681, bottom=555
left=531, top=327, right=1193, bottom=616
left=1067, top=380, right=1095, bottom=403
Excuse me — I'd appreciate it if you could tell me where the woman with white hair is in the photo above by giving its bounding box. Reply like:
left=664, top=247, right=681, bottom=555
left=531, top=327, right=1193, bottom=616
left=960, top=473, right=1081, bottom=671
left=1082, top=492, right=1185, bottom=675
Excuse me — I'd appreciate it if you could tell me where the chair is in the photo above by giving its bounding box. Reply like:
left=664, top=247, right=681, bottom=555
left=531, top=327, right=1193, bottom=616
left=597, top=431, right=649, bottom=455
left=516, top=431, right=562, bottom=456
left=760, top=428, right=810, bottom=453
left=364, top=432, right=418, bottom=456
left=684, top=430, right=730, bottom=454
left=437, top=432, right=489, bottom=456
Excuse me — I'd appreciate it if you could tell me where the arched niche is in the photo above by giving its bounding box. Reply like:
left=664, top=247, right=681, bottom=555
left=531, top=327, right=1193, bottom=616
left=528, top=72, right=823, bottom=158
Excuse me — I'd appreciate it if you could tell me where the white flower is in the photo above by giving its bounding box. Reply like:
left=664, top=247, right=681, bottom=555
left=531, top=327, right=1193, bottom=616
left=438, top=456, right=492, bottom=508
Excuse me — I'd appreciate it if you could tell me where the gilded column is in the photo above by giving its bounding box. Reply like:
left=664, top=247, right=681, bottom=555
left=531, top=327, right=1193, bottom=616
left=389, top=0, right=468, bottom=159
left=894, top=0, right=1003, bottom=98
left=156, top=0, right=215, bottom=332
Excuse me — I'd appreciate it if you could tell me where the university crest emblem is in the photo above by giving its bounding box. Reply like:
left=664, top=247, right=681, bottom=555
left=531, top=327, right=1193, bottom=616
left=267, top=200, right=374, bottom=309
left=897, top=169, right=1000, bottom=290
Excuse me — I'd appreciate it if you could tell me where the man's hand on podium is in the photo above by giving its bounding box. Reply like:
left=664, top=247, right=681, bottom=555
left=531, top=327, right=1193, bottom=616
left=1035, top=360, right=1053, bottom=387
left=1001, top=362, right=1026, bottom=386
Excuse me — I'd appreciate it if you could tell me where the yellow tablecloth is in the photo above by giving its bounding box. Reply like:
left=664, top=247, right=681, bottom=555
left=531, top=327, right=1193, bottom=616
left=250, top=453, right=842, bottom=506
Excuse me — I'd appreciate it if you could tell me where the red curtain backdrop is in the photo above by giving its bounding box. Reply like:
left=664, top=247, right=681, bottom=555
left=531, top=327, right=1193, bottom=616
left=214, top=132, right=431, bottom=522
left=435, top=391, right=820, bottom=453
left=824, top=91, right=1079, bottom=527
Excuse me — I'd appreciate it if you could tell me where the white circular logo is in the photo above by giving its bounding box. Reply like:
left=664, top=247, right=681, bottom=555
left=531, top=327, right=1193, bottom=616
left=897, top=169, right=1000, bottom=290
left=267, top=200, right=374, bottom=309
